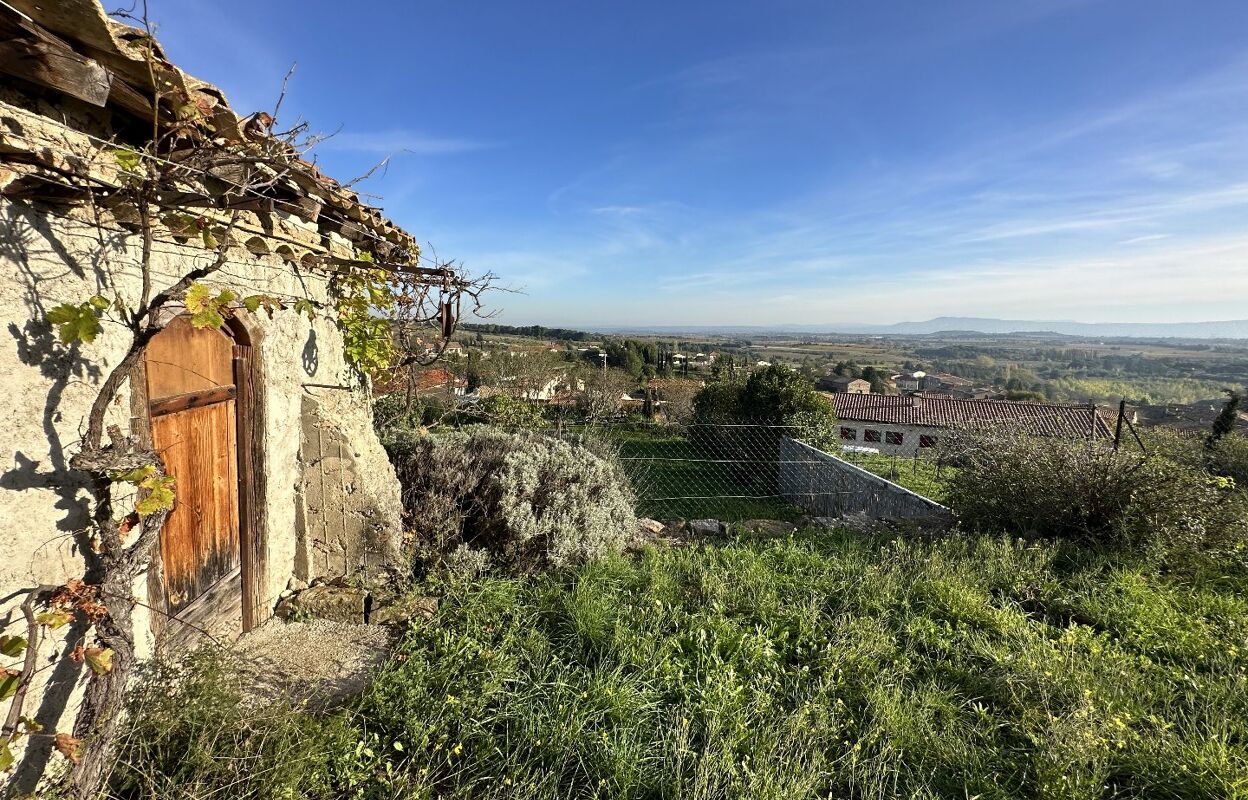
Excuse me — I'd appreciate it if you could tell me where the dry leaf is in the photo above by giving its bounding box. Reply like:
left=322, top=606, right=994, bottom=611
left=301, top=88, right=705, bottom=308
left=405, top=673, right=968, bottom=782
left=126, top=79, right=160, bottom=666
left=54, top=733, right=81, bottom=764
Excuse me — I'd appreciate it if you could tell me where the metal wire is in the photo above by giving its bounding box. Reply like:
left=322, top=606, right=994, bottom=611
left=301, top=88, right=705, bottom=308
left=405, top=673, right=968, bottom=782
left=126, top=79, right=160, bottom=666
left=536, top=421, right=952, bottom=524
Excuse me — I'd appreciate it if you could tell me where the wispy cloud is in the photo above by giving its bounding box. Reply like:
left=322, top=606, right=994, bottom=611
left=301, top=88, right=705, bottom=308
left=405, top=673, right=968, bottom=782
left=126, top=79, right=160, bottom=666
left=1118, top=234, right=1170, bottom=245
left=534, top=234, right=1248, bottom=328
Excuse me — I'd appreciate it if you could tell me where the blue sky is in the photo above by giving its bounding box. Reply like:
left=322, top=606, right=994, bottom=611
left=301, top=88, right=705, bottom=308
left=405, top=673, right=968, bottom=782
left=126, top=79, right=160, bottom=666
left=148, top=0, right=1248, bottom=327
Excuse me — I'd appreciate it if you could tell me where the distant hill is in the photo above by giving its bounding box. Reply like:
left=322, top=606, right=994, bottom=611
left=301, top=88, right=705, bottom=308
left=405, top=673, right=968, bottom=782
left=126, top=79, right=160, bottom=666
left=837, top=317, right=1248, bottom=339
left=595, top=318, right=1248, bottom=339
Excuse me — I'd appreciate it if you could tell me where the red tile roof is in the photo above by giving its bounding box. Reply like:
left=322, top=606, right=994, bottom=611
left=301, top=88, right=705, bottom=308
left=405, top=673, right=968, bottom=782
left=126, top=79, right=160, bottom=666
left=831, top=393, right=1111, bottom=439
left=376, top=368, right=466, bottom=396
left=414, top=368, right=466, bottom=392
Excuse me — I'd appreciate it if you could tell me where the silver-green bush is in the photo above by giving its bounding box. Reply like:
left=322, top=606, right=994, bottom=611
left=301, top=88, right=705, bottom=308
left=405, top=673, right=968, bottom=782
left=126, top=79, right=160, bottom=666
left=386, top=426, right=636, bottom=572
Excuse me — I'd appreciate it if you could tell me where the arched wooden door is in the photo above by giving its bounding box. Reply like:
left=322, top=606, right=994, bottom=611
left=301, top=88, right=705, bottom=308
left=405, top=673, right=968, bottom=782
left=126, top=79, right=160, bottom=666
left=144, top=316, right=242, bottom=622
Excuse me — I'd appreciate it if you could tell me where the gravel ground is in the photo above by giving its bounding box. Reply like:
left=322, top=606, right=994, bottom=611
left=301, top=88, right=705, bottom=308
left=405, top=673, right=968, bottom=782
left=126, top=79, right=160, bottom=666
left=232, top=618, right=395, bottom=707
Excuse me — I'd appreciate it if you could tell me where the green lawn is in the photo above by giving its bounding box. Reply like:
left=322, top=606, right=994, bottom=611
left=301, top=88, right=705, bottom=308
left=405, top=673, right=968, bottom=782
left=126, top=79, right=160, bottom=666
left=837, top=450, right=957, bottom=504
left=115, top=531, right=1248, bottom=800
left=608, top=426, right=803, bottom=522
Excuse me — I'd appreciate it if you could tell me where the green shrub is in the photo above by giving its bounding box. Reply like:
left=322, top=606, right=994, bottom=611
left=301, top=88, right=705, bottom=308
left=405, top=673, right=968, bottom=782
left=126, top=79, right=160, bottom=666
left=739, top=363, right=833, bottom=425
left=946, top=432, right=1248, bottom=560
left=386, top=427, right=636, bottom=573
left=462, top=394, right=547, bottom=429
left=373, top=392, right=451, bottom=433
left=691, top=365, right=837, bottom=453
left=1209, top=432, right=1248, bottom=487
left=691, top=380, right=744, bottom=425
left=1144, top=426, right=1248, bottom=491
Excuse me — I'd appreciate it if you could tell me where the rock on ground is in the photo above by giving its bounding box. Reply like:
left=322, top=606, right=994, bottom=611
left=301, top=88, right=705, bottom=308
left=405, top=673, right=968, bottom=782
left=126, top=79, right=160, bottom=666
left=638, top=518, right=666, bottom=535
left=233, top=618, right=394, bottom=708
left=275, top=584, right=368, bottom=624
left=688, top=519, right=724, bottom=536
left=370, top=594, right=438, bottom=626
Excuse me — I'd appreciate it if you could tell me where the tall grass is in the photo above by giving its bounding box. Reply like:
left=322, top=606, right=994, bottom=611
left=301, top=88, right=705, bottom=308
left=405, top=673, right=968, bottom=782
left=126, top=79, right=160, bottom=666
left=110, top=531, right=1248, bottom=799
left=355, top=532, right=1248, bottom=799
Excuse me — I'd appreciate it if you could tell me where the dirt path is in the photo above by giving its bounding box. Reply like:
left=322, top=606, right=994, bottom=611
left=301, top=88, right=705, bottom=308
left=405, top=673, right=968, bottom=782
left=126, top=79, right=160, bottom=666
left=232, top=618, right=395, bottom=707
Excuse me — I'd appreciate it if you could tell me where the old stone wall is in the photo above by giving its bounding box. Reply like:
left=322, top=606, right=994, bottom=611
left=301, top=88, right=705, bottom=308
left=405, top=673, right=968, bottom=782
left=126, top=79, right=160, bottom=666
left=297, top=391, right=402, bottom=580
left=0, top=186, right=401, bottom=781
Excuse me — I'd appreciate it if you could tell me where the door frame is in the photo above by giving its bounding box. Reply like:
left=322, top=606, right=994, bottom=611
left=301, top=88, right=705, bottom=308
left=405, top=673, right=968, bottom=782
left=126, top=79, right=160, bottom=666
left=229, top=313, right=267, bottom=632
left=135, top=310, right=268, bottom=642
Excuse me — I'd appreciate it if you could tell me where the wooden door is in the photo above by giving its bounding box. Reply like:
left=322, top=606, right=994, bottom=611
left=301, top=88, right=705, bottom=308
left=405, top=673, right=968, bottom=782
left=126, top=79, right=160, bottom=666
left=145, top=316, right=241, bottom=615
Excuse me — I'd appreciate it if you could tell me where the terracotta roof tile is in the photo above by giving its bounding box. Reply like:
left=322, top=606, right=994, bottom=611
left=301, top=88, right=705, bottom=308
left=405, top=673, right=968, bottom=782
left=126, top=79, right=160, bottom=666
left=831, top=394, right=1111, bottom=439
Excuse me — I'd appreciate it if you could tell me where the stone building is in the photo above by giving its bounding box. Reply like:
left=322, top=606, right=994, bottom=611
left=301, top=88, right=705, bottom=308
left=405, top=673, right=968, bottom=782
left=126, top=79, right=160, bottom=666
left=820, top=376, right=871, bottom=394
left=0, top=0, right=421, bottom=782
left=830, top=393, right=1112, bottom=456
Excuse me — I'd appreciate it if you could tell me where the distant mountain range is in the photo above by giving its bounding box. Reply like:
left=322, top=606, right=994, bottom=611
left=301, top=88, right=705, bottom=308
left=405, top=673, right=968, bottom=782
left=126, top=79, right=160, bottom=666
left=598, top=317, right=1248, bottom=339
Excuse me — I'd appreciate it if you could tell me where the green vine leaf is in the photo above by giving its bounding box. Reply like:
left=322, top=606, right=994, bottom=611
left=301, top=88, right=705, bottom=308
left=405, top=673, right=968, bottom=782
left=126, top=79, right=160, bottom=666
left=35, top=610, right=72, bottom=630
left=0, top=636, right=27, bottom=658
left=111, top=465, right=155, bottom=484
left=293, top=297, right=317, bottom=320
left=134, top=475, right=176, bottom=517
left=0, top=742, right=12, bottom=772
left=242, top=294, right=283, bottom=317
left=111, top=146, right=143, bottom=175
left=0, top=670, right=20, bottom=702
left=185, top=283, right=238, bottom=329
left=112, top=465, right=175, bottom=517
left=46, top=295, right=110, bottom=344
left=83, top=647, right=114, bottom=676
left=161, top=212, right=198, bottom=238
left=331, top=267, right=396, bottom=373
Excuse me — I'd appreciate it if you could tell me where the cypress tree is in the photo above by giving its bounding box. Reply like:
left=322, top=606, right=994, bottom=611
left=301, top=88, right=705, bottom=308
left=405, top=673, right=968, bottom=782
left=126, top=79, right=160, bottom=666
left=1208, top=389, right=1242, bottom=448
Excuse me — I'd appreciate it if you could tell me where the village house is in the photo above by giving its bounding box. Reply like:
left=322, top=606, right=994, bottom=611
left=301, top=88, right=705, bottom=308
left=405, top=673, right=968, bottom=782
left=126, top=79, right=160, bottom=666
left=820, top=376, right=872, bottom=394
left=414, top=368, right=469, bottom=397
left=474, top=374, right=582, bottom=403
left=0, top=0, right=443, bottom=779
left=830, top=394, right=1112, bottom=456
left=928, top=372, right=994, bottom=400
left=891, top=370, right=943, bottom=393
left=419, top=341, right=465, bottom=359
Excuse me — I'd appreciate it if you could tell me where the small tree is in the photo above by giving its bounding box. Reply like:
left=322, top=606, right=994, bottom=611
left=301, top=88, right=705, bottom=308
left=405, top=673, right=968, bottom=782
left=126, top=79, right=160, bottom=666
left=739, top=364, right=833, bottom=426
left=578, top=369, right=635, bottom=421
left=691, top=366, right=837, bottom=458
left=1207, top=389, right=1243, bottom=448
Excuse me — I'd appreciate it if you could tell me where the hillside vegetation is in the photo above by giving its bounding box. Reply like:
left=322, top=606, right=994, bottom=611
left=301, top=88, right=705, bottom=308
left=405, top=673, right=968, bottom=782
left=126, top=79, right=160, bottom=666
left=108, top=423, right=1248, bottom=799
left=111, top=531, right=1248, bottom=799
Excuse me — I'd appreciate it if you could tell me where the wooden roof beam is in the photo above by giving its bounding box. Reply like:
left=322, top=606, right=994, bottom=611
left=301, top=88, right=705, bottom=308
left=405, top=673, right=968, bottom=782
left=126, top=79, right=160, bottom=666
left=0, top=4, right=152, bottom=116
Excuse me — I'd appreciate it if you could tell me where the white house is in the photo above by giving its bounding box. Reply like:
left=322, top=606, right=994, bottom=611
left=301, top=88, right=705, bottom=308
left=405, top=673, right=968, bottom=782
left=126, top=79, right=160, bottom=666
left=830, top=394, right=1112, bottom=456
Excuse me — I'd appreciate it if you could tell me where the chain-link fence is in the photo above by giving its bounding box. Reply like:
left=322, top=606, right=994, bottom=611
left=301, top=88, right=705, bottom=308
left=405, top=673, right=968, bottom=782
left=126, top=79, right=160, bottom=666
left=547, top=421, right=952, bottom=524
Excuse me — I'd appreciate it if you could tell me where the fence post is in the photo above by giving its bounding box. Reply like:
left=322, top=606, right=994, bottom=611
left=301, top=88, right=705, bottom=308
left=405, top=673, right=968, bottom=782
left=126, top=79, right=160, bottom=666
left=1114, top=399, right=1126, bottom=451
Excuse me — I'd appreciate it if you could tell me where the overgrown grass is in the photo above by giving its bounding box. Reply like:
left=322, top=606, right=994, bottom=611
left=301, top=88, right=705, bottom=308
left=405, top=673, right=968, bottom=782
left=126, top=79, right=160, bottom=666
left=837, top=450, right=956, bottom=503
left=112, top=531, right=1248, bottom=799
left=612, top=427, right=802, bottom=521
